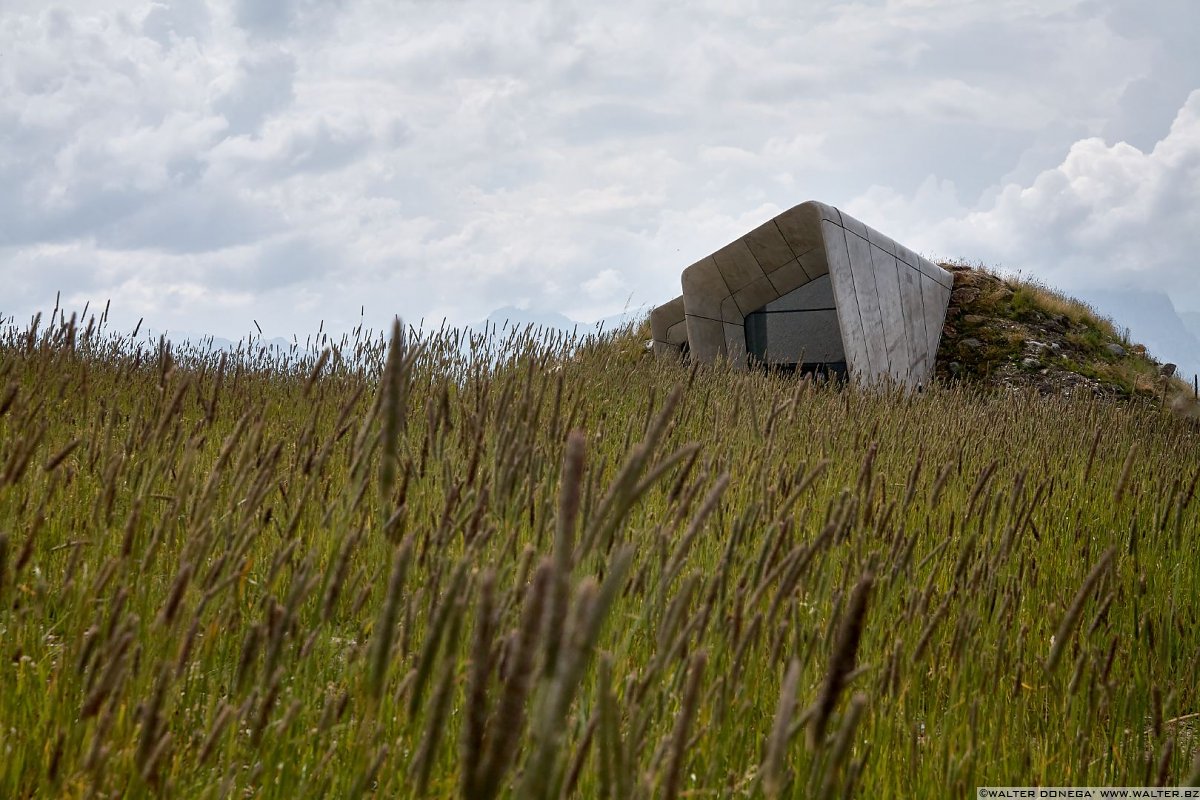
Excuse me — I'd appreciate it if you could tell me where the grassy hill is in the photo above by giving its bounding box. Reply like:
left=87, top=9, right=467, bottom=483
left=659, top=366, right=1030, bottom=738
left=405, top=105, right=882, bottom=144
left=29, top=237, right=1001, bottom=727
left=1, top=294, right=1198, bottom=797
left=936, top=264, right=1196, bottom=410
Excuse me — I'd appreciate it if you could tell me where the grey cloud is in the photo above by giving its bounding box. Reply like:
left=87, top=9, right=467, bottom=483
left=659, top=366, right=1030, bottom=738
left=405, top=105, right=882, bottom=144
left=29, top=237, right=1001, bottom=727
left=554, top=103, right=681, bottom=145
left=1105, top=78, right=1195, bottom=153
left=97, top=187, right=281, bottom=254
left=233, top=0, right=349, bottom=38
left=209, top=115, right=375, bottom=179
left=281, top=119, right=372, bottom=173
left=1096, top=0, right=1200, bottom=40
left=900, top=91, right=1200, bottom=314
left=141, top=1, right=213, bottom=44
left=234, top=0, right=294, bottom=36
left=0, top=186, right=146, bottom=247
left=2, top=254, right=111, bottom=311
left=226, top=237, right=334, bottom=292
left=214, top=51, right=298, bottom=134
left=1091, top=0, right=1200, bottom=149
left=1, top=6, right=238, bottom=248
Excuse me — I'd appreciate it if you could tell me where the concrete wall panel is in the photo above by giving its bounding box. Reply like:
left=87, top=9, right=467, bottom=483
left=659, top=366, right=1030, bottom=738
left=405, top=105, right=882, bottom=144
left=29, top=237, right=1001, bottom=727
left=866, top=226, right=897, bottom=256
left=840, top=213, right=869, bottom=241
left=894, top=242, right=920, bottom=270
left=822, top=219, right=873, bottom=381
left=681, top=257, right=728, bottom=320
left=873, top=248, right=914, bottom=387
left=745, top=219, right=797, bottom=274
left=809, top=201, right=842, bottom=224
left=844, top=229, right=889, bottom=382
left=734, top=275, right=783, bottom=317
left=712, top=240, right=762, bottom=294
left=651, top=295, right=687, bottom=358
left=920, top=273, right=952, bottom=368
left=764, top=274, right=836, bottom=313
left=755, top=309, right=845, bottom=363
left=898, top=267, right=931, bottom=379
left=720, top=295, right=742, bottom=325
left=665, top=320, right=688, bottom=345
left=685, top=315, right=726, bottom=363
left=774, top=205, right=824, bottom=258
left=766, top=258, right=813, bottom=295
left=724, top=322, right=748, bottom=368
left=799, top=247, right=829, bottom=280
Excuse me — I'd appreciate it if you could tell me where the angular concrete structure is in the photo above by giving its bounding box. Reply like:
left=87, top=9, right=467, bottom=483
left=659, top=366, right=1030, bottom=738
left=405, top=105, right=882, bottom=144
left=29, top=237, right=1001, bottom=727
left=655, top=201, right=952, bottom=388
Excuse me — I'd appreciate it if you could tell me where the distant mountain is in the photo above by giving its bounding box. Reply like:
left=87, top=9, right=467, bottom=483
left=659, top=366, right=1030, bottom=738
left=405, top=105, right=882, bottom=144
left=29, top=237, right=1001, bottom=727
left=595, top=306, right=652, bottom=332
left=480, top=305, right=650, bottom=334
left=484, top=307, right=579, bottom=331
left=149, top=328, right=297, bottom=354
left=141, top=307, right=653, bottom=358
left=1080, top=289, right=1200, bottom=381
left=1181, top=311, right=1200, bottom=343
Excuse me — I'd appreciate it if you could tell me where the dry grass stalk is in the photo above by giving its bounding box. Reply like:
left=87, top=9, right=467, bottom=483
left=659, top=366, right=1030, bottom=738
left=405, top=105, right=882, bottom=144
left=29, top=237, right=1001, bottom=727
left=1045, top=546, right=1116, bottom=675
left=473, top=559, right=552, bottom=800
left=818, top=692, right=869, bottom=800
left=661, top=649, right=707, bottom=800
left=461, top=569, right=497, bottom=798
left=761, top=658, right=801, bottom=798
left=1115, top=443, right=1138, bottom=503
left=366, top=535, right=413, bottom=701
left=545, top=429, right=586, bottom=678
left=809, top=570, right=874, bottom=750
left=410, top=601, right=463, bottom=795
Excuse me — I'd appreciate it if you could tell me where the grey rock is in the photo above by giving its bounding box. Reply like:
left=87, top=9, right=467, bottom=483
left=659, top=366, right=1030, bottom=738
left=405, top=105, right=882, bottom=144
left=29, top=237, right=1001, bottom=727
left=951, top=287, right=980, bottom=305
left=960, top=338, right=984, bottom=350
left=1105, top=343, right=1127, bottom=358
left=1160, top=363, right=1177, bottom=378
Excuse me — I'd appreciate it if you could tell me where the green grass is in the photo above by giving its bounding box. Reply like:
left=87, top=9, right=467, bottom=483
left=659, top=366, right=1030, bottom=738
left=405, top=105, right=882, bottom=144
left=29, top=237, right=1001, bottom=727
left=1, top=306, right=1199, bottom=798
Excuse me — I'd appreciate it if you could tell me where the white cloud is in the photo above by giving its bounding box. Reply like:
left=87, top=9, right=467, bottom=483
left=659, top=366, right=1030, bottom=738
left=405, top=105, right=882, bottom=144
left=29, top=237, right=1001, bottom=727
left=898, top=90, right=1200, bottom=306
left=213, top=49, right=297, bottom=134
left=844, top=87, right=1200, bottom=370
left=583, top=268, right=625, bottom=301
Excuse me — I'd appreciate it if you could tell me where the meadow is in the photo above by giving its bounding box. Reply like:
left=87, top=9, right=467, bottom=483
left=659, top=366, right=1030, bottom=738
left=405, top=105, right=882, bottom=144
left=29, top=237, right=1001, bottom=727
left=1, top=304, right=1198, bottom=798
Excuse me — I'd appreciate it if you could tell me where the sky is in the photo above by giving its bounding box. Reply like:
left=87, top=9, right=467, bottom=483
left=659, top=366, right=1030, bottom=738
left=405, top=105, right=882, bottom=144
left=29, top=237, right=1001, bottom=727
left=3, top=0, right=1200, bottom=353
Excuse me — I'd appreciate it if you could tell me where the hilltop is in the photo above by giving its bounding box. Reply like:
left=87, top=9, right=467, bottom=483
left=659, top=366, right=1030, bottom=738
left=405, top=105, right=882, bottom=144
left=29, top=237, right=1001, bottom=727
left=621, top=263, right=1196, bottom=414
left=931, top=265, right=1195, bottom=411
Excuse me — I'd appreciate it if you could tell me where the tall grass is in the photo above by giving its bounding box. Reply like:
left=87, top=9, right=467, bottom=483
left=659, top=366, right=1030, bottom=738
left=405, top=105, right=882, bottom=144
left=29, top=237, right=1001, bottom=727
left=1, top=305, right=1199, bottom=797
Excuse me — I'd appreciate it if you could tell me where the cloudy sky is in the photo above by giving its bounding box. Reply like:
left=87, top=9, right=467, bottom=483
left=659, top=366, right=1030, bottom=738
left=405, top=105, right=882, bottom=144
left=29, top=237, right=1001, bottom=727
left=3, top=0, right=1199, bottom=348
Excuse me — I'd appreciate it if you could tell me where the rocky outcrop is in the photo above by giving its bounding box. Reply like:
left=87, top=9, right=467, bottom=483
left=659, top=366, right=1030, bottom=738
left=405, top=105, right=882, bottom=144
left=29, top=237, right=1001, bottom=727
left=935, top=265, right=1181, bottom=400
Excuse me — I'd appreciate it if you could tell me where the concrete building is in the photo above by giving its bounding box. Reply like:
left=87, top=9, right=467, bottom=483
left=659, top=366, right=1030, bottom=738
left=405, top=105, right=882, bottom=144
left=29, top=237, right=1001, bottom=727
left=650, top=201, right=952, bottom=388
